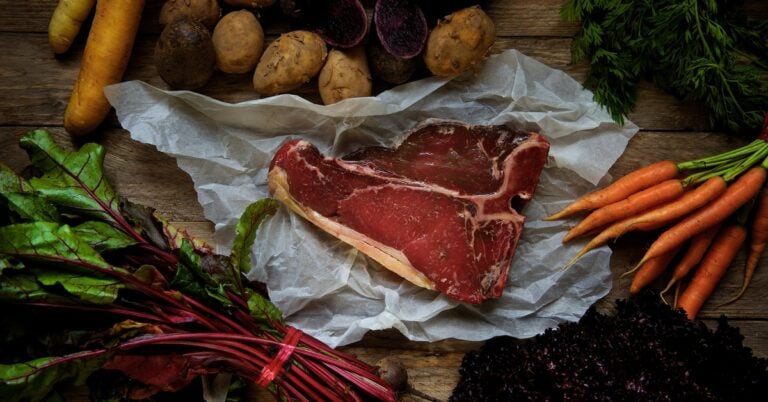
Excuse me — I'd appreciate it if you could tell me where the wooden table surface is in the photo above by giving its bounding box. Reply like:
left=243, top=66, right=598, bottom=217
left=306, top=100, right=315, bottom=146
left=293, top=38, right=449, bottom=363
left=1, top=1, right=767, bottom=400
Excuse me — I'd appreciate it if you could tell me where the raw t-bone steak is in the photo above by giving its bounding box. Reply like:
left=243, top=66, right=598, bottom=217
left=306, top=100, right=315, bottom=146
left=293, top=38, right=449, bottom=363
left=268, top=121, right=550, bottom=303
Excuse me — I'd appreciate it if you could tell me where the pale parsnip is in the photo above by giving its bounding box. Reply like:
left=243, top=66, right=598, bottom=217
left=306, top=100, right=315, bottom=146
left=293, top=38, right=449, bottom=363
left=48, top=0, right=96, bottom=54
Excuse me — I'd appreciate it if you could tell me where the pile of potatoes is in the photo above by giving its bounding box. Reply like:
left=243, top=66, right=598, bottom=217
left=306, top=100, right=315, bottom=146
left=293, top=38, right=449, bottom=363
left=154, top=1, right=494, bottom=105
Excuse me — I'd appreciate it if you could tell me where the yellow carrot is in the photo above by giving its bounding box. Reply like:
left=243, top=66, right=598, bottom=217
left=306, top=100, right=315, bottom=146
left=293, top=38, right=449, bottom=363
left=63, top=0, right=145, bottom=137
left=48, top=0, right=96, bottom=54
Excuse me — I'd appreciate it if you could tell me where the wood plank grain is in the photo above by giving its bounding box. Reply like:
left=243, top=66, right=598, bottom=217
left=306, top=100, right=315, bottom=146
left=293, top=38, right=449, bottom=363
left=0, top=32, right=713, bottom=131
left=1, top=0, right=577, bottom=37
left=7, top=0, right=765, bottom=37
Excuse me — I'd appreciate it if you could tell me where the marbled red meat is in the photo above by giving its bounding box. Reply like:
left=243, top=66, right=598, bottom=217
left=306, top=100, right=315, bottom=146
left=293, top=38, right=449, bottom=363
left=267, top=121, right=550, bottom=303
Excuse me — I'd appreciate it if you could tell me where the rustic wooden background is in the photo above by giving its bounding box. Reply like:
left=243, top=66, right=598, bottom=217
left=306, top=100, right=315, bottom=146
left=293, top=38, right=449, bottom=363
left=1, top=1, right=767, bottom=400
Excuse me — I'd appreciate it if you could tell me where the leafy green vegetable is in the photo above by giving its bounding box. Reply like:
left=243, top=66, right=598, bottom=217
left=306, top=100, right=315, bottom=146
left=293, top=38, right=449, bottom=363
left=246, top=289, right=283, bottom=327
left=0, top=222, right=111, bottom=271
left=0, top=273, right=60, bottom=302
left=72, top=221, right=137, bottom=253
left=0, top=354, right=108, bottom=402
left=561, top=0, right=768, bottom=134
left=0, top=129, right=396, bottom=402
left=172, top=239, right=232, bottom=307
left=19, top=130, right=122, bottom=224
left=231, top=199, right=279, bottom=276
left=0, top=163, right=59, bottom=223
left=34, top=269, right=122, bottom=304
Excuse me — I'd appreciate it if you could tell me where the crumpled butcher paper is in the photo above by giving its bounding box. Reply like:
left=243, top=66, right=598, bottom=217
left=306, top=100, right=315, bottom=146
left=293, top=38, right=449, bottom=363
left=105, top=49, right=638, bottom=348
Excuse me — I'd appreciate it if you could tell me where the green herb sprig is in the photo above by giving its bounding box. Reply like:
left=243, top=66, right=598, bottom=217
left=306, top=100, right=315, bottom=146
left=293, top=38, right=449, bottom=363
left=562, top=0, right=768, bottom=134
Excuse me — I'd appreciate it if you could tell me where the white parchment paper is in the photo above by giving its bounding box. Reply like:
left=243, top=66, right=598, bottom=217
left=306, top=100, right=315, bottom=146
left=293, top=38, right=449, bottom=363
left=106, top=49, right=638, bottom=347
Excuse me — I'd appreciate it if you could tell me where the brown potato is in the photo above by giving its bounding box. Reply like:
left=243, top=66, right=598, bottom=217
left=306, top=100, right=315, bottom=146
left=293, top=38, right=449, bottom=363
left=318, top=47, right=372, bottom=105
left=212, top=11, right=264, bottom=74
left=253, top=30, right=327, bottom=96
left=159, top=0, right=221, bottom=30
left=155, top=19, right=216, bottom=90
left=221, top=0, right=276, bottom=8
left=424, top=6, right=495, bottom=77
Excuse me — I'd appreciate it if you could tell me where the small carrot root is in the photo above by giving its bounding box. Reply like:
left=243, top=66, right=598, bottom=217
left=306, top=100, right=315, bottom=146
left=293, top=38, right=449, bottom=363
left=678, top=224, right=747, bottom=320
left=672, top=281, right=681, bottom=308
left=719, top=189, right=768, bottom=306
left=636, top=167, right=766, bottom=269
left=658, top=224, right=722, bottom=304
left=563, top=179, right=684, bottom=242
left=564, top=218, right=633, bottom=269
left=545, top=160, right=679, bottom=221
left=627, top=249, right=677, bottom=295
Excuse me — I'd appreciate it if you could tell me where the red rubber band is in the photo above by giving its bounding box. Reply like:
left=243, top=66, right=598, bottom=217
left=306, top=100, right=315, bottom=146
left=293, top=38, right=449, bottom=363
left=255, top=326, right=302, bottom=388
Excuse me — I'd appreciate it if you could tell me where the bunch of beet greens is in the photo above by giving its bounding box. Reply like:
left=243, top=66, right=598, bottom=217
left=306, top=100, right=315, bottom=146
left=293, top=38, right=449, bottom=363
left=549, top=114, right=768, bottom=319
left=0, top=130, right=395, bottom=401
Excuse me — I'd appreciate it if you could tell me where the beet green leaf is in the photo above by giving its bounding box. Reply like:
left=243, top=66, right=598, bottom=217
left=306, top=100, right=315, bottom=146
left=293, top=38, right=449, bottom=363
left=71, top=221, right=137, bottom=253
left=230, top=199, right=278, bottom=289
left=0, top=353, right=109, bottom=402
left=0, top=222, right=109, bottom=269
left=0, top=163, right=59, bottom=223
left=173, top=239, right=232, bottom=307
left=19, top=130, right=121, bottom=226
left=0, top=223, right=125, bottom=303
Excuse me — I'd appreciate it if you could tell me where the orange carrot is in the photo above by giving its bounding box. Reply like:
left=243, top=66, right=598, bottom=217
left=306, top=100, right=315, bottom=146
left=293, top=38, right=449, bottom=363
left=563, top=179, right=684, bottom=242
left=636, top=166, right=766, bottom=268
left=677, top=224, right=747, bottom=320
left=659, top=224, right=722, bottom=303
left=63, top=0, right=145, bottom=136
left=720, top=189, right=768, bottom=305
left=565, top=176, right=727, bottom=267
left=628, top=249, right=677, bottom=295
left=546, top=160, right=679, bottom=221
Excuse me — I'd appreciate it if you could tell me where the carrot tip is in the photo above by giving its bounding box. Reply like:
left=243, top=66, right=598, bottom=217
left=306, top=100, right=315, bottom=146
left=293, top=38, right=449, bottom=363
left=623, top=259, right=646, bottom=279
left=562, top=253, right=582, bottom=271
left=544, top=210, right=572, bottom=221
left=659, top=278, right=677, bottom=305
left=716, top=286, right=748, bottom=308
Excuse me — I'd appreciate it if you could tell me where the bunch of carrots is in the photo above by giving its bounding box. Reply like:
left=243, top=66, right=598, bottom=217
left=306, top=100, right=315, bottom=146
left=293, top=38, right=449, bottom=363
left=548, top=114, right=768, bottom=320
